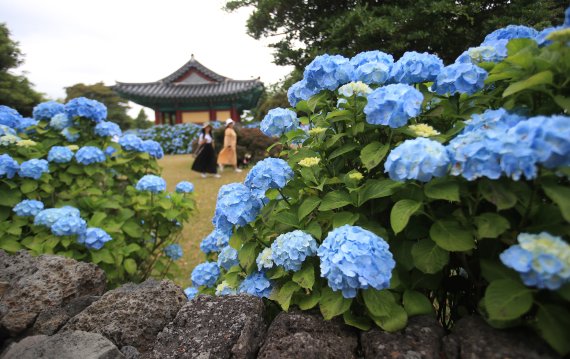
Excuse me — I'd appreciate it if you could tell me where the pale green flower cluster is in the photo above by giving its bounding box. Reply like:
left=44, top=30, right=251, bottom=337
left=299, top=157, right=321, bottom=167
left=409, top=124, right=440, bottom=137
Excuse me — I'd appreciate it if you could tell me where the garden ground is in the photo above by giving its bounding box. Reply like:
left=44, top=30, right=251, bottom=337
left=158, top=154, right=248, bottom=286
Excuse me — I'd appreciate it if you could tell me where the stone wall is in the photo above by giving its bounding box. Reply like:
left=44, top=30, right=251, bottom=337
left=0, top=251, right=561, bottom=359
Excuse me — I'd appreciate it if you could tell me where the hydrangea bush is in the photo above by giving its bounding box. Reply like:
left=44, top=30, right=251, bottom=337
left=187, top=11, right=570, bottom=355
left=0, top=97, right=196, bottom=286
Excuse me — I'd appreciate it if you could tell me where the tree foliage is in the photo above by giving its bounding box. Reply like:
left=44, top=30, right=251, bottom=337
left=225, top=0, right=566, bottom=69
left=133, top=108, right=152, bottom=129
left=0, top=23, right=44, bottom=116
left=65, top=82, right=134, bottom=130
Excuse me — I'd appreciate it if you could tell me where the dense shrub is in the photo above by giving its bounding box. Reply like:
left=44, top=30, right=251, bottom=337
left=0, top=99, right=196, bottom=286
left=186, top=13, right=570, bottom=355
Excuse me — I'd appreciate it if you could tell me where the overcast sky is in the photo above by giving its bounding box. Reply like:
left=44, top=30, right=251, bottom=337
left=0, top=0, right=293, bottom=117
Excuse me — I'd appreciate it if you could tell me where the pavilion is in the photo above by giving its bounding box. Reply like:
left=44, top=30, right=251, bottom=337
left=112, top=55, right=264, bottom=125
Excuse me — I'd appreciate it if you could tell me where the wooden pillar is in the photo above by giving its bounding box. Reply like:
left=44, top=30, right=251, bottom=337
left=154, top=110, right=161, bottom=125
left=209, top=104, right=216, bottom=122
left=175, top=110, right=182, bottom=124
left=230, top=102, right=239, bottom=122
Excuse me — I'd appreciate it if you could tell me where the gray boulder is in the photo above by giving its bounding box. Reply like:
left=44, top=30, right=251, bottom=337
left=0, top=330, right=124, bottom=359
left=151, top=294, right=266, bottom=359
left=257, top=310, right=359, bottom=359
left=360, top=315, right=445, bottom=359
left=62, top=279, right=186, bottom=353
left=32, top=295, right=100, bottom=335
left=442, top=316, right=560, bottom=359
left=0, top=250, right=106, bottom=338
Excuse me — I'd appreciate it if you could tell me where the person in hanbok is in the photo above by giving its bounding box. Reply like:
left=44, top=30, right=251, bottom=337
left=217, top=119, right=242, bottom=172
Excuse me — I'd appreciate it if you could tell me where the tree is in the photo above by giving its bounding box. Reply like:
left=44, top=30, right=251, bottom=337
left=225, top=0, right=566, bottom=69
left=0, top=23, right=44, bottom=116
left=133, top=108, right=152, bottom=129
left=65, top=82, right=133, bottom=129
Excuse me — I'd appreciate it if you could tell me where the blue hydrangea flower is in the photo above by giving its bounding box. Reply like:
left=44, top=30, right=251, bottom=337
left=500, top=232, right=570, bottom=290
left=364, top=84, right=423, bottom=128
left=142, top=140, right=164, bottom=159
left=61, top=128, right=80, bottom=142
left=13, top=200, right=44, bottom=217
left=385, top=138, right=450, bottom=182
left=390, top=51, right=444, bottom=84
left=48, top=146, right=74, bottom=163
left=135, top=174, right=167, bottom=193
left=51, top=215, right=87, bottom=236
left=34, top=206, right=81, bottom=228
left=164, top=243, right=183, bottom=260
left=213, top=183, right=261, bottom=229
left=216, top=281, right=237, bottom=296
left=175, top=181, right=194, bottom=193
left=350, top=50, right=394, bottom=85
left=0, top=154, right=19, bottom=178
left=65, top=97, right=107, bottom=122
left=49, top=113, right=73, bottom=130
left=75, top=146, right=106, bottom=165
left=77, top=227, right=112, bottom=250
left=287, top=79, right=318, bottom=107
left=565, top=6, right=570, bottom=27
left=119, top=134, right=144, bottom=151
left=432, top=63, right=488, bottom=95
left=271, top=230, right=318, bottom=271
left=104, top=146, right=117, bottom=157
left=256, top=247, right=274, bottom=271
left=18, top=159, right=49, bottom=180
left=200, top=229, right=229, bottom=254
left=238, top=271, right=272, bottom=298
left=32, top=101, right=65, bottom=121
left=0, top=105, right=22, bottom=128
left=456, top=44, right=506, bottom=64
left=212, top=207, right=235, bottom=236
left=260, top=108, right=299, bottom=137
left=318, top=225, right=395, bottom=298
left=94, top=121, right=122, bottom=137
left=218, top=245, right=239, bottom=270
left=483, top=25, right=538, bottom=44
left=0, top=124, right=16, bottom=137
left=303, top=54, right=354, bottom=92
left=16, top=117, right=38, bottom=132
left=244, top=158, right=293, bottom=200
left=184, top=286, right=199, bottom=300
left=191, top=262, right=220, bottom=287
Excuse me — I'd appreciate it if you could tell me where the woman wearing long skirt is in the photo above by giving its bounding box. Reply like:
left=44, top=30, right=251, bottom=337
left=191, top=123, right=220, bottom=178
left=217, top=119, right=242, bottom=172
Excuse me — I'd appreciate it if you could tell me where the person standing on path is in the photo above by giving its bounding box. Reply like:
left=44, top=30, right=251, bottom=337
left=217, top=119, right=242, bottom=173
left=191, top=123, right=220, bottom=178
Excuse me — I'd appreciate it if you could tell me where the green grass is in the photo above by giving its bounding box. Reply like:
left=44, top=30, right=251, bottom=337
left=158, top=154, right=248, bottom=287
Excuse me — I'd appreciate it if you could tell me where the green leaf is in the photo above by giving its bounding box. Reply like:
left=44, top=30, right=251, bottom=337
left=319, top=190, right=352, bottom=211
left=479, top=180, right=517, bottom=210
left=0, top=188, right=21, bottom=207
left=122, top=243, right=141, bottom=256
left=158, top=197, right=172, bottom=210
left=390, top=199, right=422, bottom=234
left=503, top=70, right=553, bottom=97
left=484, top=279, right=533, bottom=321
left=411, top=239, right=449, bottom=274
left=89, top=212, right=107, bottom=227
left=238, top=242, right=258, bottom=271
left=371, top=304, right=408, bottom=332
left=298, top=288, right=321, bottom=310
left=298, top=196, right=321, bottom=221
left=122, top=220, right=143, bottom=238
left=553, top=95, right=570, bottom=112
left=473, top=213, right=510, bottom=239
left=292, top=262, right=315, bottom=289
left=305, top=221, right=322, bottom=240
left=0, top=238, right=23, bottom=253
left=430, top=220, right=475, bottom=252
left=357, top=179, right=403, bottom=206
left=403, top=290, right=433, bottom=316
left=536, top=304, right=570, bottom=355
left=360, top=141, right=389, bottom=171
left=343, top=310, right=372, bottom=330
left=542, top=182, right=570, bottom=222
left=91, top=248, right=115, bottom=264
left=21, top=180, right=38, bottom=194
left=124, top=258, right=137, bottom=275
left=329, top=142, right=359, bottom=160
left=332, top=211, right=359, bottom=228
left=319, top=287, right=352, bottom=320
left=480, top=259, right=519, bottom=282
left=363, top=289, right=408, bottom=331
left=274, top=211, right=299, bottom=228
left=271, top=281, right=300, bottom=311
left=424, top=178, right=460, bottom=202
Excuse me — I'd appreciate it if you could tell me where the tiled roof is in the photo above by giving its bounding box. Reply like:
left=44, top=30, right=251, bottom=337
left=112, top=56, right=263, bottom=103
